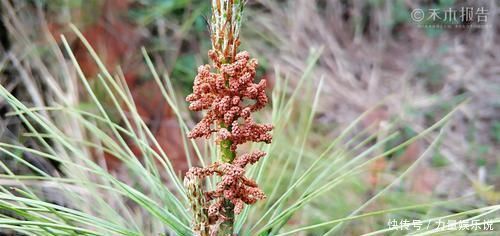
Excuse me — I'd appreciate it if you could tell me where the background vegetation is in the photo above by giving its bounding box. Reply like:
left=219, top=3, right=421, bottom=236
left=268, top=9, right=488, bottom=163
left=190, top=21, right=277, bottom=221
left=0, top=0, right=499, bottom=235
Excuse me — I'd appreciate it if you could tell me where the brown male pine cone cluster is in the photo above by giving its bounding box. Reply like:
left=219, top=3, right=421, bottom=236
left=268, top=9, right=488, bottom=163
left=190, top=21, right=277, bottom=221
left=186, top=50, right=272, bottom=149
left=185, top=151, right=266, bottom=219
left=185, top=49, right=272, bottom=230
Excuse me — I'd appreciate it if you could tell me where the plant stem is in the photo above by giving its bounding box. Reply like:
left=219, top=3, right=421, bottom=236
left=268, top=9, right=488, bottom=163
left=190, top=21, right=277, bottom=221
left=218, top=199, right=235, bottom=236
left=220, top=139, right=236, bottom=163
left=219, top=123, right=236, bottom=235
left=212, top=1, right=244, bottom=233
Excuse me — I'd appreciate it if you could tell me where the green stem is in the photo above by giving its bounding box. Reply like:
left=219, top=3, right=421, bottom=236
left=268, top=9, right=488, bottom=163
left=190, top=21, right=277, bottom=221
left=220, top=139, right=236, bottom=163
left=218, top=123, right=236, bottom=235
left=220, top=119, right=236, bottom=164
left=218, top=199, right=235, bottom=236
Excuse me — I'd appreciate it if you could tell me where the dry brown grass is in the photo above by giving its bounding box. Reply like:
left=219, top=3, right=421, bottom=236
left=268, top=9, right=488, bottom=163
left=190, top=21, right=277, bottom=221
left=246, top=0, right=500, bottom=198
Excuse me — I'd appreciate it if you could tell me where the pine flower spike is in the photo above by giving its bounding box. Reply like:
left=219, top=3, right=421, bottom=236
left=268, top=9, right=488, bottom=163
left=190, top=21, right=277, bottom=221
left=184, top=1, right=272, bottom=234
left=184, top=49, right=272, bottom=234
